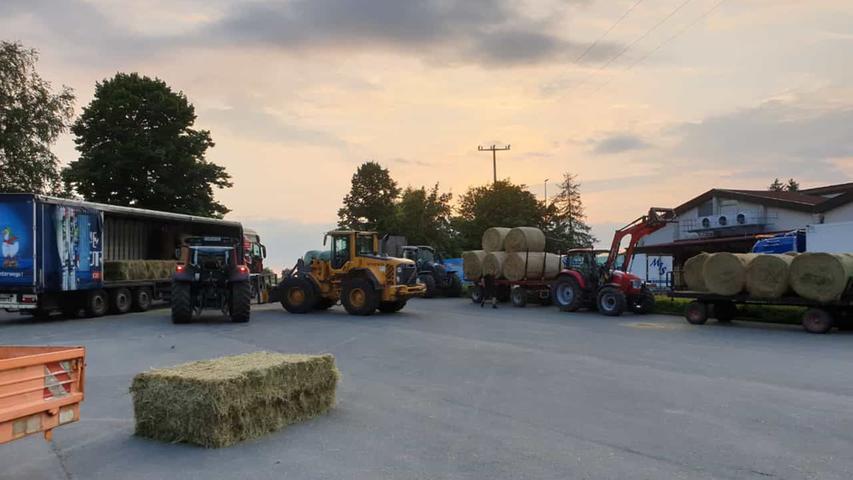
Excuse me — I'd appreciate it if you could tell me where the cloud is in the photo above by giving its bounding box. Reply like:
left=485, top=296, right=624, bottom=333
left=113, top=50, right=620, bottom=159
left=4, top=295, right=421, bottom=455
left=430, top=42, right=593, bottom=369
left=201, top=106, right=346, bottom=148
left=591, top=133, right=652, bottom=154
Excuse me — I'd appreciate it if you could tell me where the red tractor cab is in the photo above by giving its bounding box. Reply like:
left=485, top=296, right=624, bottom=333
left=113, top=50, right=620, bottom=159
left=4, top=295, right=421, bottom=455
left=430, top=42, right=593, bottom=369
left=550, top=207, right=675, bottom=316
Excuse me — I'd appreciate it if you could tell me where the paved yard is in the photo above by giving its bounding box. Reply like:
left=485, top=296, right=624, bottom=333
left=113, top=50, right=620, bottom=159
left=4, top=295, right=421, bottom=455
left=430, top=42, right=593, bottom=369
left=2, top=299, right=852, bottom=479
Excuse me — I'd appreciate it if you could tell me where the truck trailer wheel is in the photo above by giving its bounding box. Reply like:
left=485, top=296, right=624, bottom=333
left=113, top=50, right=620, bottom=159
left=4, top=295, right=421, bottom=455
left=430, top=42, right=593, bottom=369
left=133, top=288, right=152, bottom=312
left=280, top=277, right=317, bottom=314
left=551, top=276, right=582, bottom=312
left=802, top=308, right=833, bottom=334
left=86, top=290, right=109, bottom=318
left=171, top=282, right=193, bottom=324
left=342, top=277, right=378, bottom=315
left=230, top=281, right=251, bottom=323
left=684, top=301, right=708, bottom=325
left=110, top=288, right=132, bottom=314
left=597, top=287, right=626, bottom=316
left=378, top=300, right=407, bottom=313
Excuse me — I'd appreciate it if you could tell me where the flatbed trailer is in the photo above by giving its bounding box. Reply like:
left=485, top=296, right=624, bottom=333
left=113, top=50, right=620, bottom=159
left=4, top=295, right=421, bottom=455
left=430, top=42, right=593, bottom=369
left=668, top=273, right=853, bottom=334
left=468, top=251, right=563, bottom=307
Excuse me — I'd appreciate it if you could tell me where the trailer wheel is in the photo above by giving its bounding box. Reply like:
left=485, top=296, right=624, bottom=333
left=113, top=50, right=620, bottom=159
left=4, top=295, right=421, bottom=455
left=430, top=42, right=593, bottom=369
left=280, top=277, right=317, bottom=314
left=110, top=288, right=132, bottom=314
left=171, top=282, right=193, bottom=324
left=420, top=274, right=437, bottom=298
left=133, top=288, right=152, bottom=312
left=713, top=301, right=737, bottom=323
left=471, top=285, right=484, bottom=304
left=378, top=300, right=407, bottom=313
left=86, top=289, right=109, bottom=318
left=684, top=301, right=708, bottom=325
left=597, top=287, right=626, bottom=316
left=511, top=286, right=527, bottom=308
left=342, top=277, right=378, bottom=315
left=802, top=308, right=833, bottom=334
left=444, top=274, right=463, bottom=298
left=230, top=281, right=251, bottom=323
left=551, top=276, right=582, bottom=312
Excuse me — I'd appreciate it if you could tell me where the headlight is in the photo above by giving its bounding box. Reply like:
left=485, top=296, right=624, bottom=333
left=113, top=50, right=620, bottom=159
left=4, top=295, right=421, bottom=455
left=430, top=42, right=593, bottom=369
left=395, top=265, right=403, bottom=284
left=631, top=279, right=642, bottom=289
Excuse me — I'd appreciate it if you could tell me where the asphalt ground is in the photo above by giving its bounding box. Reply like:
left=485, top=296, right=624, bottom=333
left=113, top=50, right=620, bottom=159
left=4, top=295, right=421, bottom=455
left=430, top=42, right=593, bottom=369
left=1, top=298, right=852, bottom=480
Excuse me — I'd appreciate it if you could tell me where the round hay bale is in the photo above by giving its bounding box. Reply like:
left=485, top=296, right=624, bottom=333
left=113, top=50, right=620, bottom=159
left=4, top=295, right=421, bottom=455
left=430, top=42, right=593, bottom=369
left=683, top=253, right=709, bottom=291
left=746, top=254, right=793, bottom=299
left=702, top=252, right=756, bottom=296
left=789, top=253, right=853, bottom=303
left=503, top=252, right=561, bottom=281
left=482, top=252, right=508, bottom=278
left=504, top=227, right=546, bottom=253
left=481, top=227, right=511, bottom=252
left=462, top=250, right=486, bottom=280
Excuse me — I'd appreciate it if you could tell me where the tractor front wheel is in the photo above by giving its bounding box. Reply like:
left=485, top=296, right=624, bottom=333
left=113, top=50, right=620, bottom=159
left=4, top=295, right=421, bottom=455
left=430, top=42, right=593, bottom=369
left=597, top=287, right=627, bottom=317
left=444, top=274, right=463, bottom=298
left=420, top=274, right=437, bottom=298
left=171, top=282, right=193, bottom=324
left=280, top=277, right=317, bottom=314
left=230, top=281, right=251, bottom=323
left=342, top=277, right=378, bottom=315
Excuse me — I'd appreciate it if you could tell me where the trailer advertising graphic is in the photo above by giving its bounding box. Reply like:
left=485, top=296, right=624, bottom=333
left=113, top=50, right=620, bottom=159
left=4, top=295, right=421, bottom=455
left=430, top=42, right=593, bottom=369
left=48, top=205, right=102, bottom=291
left=0, top=201, right=35, bottom=285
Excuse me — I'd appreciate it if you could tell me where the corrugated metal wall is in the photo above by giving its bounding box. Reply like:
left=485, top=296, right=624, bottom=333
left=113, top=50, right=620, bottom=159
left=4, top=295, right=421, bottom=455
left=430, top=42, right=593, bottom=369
left=104, top=217, right=151, bottom=260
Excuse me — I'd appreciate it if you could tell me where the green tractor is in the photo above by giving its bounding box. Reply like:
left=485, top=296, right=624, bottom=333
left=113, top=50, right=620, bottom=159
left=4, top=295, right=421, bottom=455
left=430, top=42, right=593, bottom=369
left=401, top=246, right=462, bottom=298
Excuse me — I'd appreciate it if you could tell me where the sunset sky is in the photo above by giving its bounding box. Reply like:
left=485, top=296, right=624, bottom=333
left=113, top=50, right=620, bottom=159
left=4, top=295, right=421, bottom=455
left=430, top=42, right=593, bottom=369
left=3, top=0, right=852, bottom=270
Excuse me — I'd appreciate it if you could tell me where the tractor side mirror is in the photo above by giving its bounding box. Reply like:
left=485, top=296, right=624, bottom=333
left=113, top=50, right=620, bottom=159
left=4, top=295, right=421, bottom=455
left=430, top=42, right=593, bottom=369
left=261, top=245, right=267, bottom=258
left=174, top=248, right=181, bottom=260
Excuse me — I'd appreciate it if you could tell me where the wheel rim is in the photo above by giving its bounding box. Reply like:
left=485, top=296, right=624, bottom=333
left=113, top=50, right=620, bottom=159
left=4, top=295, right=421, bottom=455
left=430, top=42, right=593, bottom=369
left=139, top=291, right=150, bottom=303
left=556, top=284, right=574, bottom=305
left=93, top=296, right=105, bottom=312
left=687, top=306, right=702, bottom=322
left=349, top=288, right=366, bottom=308
left=118, top=294, right=128, bottom=308
left=288, top=288, right=305, bottom=305
left=601, top=293, right=616, bottom=312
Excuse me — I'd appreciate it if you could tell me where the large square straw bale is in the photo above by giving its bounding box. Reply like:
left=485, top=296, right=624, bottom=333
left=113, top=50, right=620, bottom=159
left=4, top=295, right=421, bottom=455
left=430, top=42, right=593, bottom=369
left=130, top=352, right=339, bottom=448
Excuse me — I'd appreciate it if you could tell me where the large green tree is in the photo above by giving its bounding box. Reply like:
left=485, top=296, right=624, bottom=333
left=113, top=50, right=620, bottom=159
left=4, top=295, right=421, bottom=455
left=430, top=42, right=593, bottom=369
left=0, top=42, right=75, bottom=194
left=63, top=73, right=231, bottom=217
left=545, top=172, right=596, bottom=249
left=393, top=184, right=456, bottom=255
left=452, top=180, right=546, bottom=251
left=337, top=161, right=400, bottom=232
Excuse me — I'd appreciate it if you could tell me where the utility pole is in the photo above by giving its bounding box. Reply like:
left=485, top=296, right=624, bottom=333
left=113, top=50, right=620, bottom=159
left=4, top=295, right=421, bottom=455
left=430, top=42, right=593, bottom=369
left=544, top=178, right=549, bottom=205
left=478, top=144, right=511, bottom=184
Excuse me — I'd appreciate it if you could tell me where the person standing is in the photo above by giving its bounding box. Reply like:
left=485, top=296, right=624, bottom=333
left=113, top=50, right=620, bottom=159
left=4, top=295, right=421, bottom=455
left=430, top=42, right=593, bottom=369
left=481, top=273, right=498, bottom=309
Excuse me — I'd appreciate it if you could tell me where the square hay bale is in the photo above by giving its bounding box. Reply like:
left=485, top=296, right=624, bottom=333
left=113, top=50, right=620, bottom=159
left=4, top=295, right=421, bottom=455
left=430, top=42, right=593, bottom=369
left=130, top=352, right=339, bottom=448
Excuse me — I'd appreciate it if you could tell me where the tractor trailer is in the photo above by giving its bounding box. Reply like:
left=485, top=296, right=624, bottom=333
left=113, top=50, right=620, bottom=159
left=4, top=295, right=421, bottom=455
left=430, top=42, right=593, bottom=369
left=0, top=193, right=244, bottom=318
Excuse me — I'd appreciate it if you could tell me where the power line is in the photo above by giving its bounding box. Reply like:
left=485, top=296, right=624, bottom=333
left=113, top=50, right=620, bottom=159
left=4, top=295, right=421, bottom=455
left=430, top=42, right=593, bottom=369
left=574, top=0, right=645, bottom=64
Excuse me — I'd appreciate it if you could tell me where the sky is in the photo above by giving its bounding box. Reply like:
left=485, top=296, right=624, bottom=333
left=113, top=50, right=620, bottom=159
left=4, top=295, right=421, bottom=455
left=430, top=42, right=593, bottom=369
left=2, top=0, right=852, bottom=271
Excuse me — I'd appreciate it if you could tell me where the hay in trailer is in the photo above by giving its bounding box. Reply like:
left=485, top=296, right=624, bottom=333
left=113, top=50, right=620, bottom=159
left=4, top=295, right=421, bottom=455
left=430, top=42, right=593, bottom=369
left=482, top=252, right=508, bottom=278
left=130, top=352, right=339, bottom=448
left=503, top=252, right=561, bottom=281
left=462, top=250, right=486, bottom=280
left=745, top=254, right=794, bottom=299
left=682, top=253, right=709, bottom=291
left=104, top=260, right=176, bottom=282
left=789, top=253, right=853, bottom=303
left=703, top=252, right=756, bottom=296
left=504, top=227, right=546, bottom=253
left=481, top=227, right=511, bottom=252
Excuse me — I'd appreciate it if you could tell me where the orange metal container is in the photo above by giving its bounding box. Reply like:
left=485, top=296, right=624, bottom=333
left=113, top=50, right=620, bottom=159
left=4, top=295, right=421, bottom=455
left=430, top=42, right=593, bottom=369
left=0, top=346, right=85, bottom=444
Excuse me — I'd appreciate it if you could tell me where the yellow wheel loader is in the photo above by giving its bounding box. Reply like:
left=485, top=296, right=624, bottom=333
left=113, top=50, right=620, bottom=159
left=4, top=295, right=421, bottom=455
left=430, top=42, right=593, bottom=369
left=279, top=231, right=425, bottom=315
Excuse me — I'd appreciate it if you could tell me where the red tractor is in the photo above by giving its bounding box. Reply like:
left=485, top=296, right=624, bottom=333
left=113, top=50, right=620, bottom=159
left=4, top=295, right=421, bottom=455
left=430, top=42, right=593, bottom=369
left=550, top=208, right=675, bottom=316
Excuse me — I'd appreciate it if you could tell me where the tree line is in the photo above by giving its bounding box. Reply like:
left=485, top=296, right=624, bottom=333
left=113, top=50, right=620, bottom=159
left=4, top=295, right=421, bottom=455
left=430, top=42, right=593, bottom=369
left=337, top=162, right=596, bottom=256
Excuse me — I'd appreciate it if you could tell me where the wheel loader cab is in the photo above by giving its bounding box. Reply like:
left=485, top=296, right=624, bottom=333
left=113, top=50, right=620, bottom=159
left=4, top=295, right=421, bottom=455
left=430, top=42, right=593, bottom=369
left=327, top=231, right=380, bottom=270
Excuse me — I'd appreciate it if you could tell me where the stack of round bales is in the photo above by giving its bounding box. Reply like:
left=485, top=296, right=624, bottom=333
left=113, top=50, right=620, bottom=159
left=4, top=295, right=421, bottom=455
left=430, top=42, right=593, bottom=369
left=463, top=226, right=560, bottom=281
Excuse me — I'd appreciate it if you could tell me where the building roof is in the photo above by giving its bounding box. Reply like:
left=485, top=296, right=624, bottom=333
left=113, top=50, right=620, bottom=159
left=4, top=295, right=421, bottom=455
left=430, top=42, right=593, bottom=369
left=673, top=183, right=853, bottom=215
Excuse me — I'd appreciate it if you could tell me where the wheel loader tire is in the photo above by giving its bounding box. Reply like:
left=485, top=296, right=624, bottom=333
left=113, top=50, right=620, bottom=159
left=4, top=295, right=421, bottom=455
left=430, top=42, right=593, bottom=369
left=280, top=277, right=317, bottom=314
left=597, top=286, right=626, bottom=317
left=444, top=274, right=463, bottom=298
left=171, top=282, right=193, bottom=324
left=230, top=281, right=251, bottom=323
left=314, top=298, right=336, bottom=310
left=133, top=287, right=152, bottom=312
left=378, top=300, right=407, bottom=313
left=110, top=288, right=132, bottom=314
left=86, top=289, right=109, bottom=318
left=551, top=276, right=582, bottom=312
left=420, top=274, right=437, bottom=298
left=342, top=277, right=378, bottom=316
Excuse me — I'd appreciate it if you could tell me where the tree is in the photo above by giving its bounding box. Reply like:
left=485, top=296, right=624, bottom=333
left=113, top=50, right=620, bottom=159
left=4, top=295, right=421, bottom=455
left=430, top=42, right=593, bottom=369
left=785, top=178, right=800, bottom=192
left=338, top=161, right=400, bottom=232
left=393, top=184, right=455, bottom=254
left=452, top=180, right=546, bottom=251
left=0, top=42, right=75, bottom=194
left=546, top=173, right=596, bottom=249
left=768, top=178, right=784, bottom=191
left=63, top=73, right=231, bottom=217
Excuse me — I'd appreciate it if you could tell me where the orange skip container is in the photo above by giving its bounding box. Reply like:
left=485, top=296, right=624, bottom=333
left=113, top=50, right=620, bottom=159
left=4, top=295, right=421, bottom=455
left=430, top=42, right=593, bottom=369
left=0, top=346, right=85, bottom=444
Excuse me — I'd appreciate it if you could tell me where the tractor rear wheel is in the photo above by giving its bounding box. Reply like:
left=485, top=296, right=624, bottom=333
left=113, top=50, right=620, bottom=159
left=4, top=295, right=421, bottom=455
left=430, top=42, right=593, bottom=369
left=420, top=274, right=437, bottom=298
left=280, top=277, right=317, bottom=314
left=378, top=300, right=407, bottom=313
left=230, top=281, right=251, bottom=323
left=342, top=277, right=378, bottom=315
left=597, top=287, right=627, bottom=316
left=171, top=282, right=193, bottom=324
left=551, top=276, right=582, bottom=312
left=110, top=288, right=132, bottom=314
left=444, top=274, right=463, bottom=298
